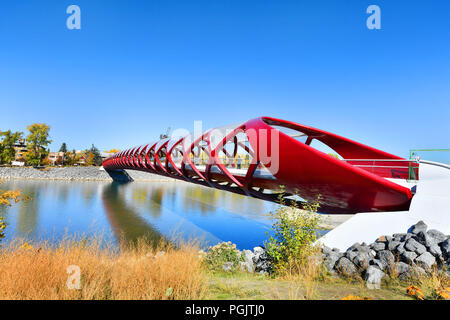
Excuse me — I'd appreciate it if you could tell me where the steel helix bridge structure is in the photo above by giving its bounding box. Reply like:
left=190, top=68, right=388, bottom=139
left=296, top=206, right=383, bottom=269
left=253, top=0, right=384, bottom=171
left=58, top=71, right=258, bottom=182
left=102, top=116, right=419, bottom=214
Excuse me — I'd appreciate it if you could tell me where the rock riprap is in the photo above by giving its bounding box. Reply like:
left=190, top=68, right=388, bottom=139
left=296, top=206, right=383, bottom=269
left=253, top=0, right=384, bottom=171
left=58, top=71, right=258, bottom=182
left=220, top=246, right=272, bottom=275
left=0, top=167, right=174, bottom=182
left=321, top=221, right=450, bottom=288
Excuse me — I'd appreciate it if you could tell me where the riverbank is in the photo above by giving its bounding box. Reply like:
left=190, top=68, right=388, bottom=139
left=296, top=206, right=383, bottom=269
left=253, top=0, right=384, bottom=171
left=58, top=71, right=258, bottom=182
left=0, top=166, right=173, bottom=182
left=0, top=237, right=446, bottom=300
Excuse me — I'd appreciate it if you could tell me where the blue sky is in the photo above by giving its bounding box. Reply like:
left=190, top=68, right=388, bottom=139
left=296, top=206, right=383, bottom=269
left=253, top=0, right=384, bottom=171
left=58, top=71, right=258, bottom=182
left=0, top=0, right=449, bottom=158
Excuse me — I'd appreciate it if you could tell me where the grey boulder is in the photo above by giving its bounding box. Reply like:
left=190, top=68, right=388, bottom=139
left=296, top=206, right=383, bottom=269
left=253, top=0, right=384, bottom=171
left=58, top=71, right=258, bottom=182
left=440, top=239, right=450, bottom=258
left=427, top=229, right=447, bottom=244
left=256, top=260, right=271, bottom=273
left=404, top=238, right=427, bottom=255
left=415, top=231, right=437, bottom=248
left=388, top=240, right=401, bottom=251
left=415, top=252, right=436, bottom=270
left=370, top=259, right=384, bottom=270
left=395, top=262, right=413, bottom=276
left=335, top=257, right=358, bottom=276
left=377, top=250, right=395, bottom=271
left=400, top=251, right=417, bottom=264
left=353, top=252, right=371, bottom=270
left=364, top=266, right=385, bottom=289
left=428, top=244, right=442, bottom=258
left=393, top=233, right=412, bottom=242
left=323, top=252, right=341, bottom=272
left=409, top=220, right=427, bottom=234
left=345, top=250, right=358, bottom=262
left=348, top=243, right=363, bottom=252
left=322, top=246, right=333, bottom=255
left=371, top=242, right=386, bottom=252
left=240, top=250, right=254, bottom=273
left=393, top=242, right=406, bottom=256
left=253, top=246, right=265, bottom=263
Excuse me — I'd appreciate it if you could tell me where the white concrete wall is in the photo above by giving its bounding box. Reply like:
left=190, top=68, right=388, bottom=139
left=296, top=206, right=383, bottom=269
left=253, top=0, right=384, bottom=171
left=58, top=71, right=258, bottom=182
left=317, top=160, right=450, bottom=251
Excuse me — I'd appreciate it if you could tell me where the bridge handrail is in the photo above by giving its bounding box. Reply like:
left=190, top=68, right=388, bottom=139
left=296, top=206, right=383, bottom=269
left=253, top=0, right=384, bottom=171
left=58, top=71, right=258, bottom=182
left=343, top=159, right=418, bottom=162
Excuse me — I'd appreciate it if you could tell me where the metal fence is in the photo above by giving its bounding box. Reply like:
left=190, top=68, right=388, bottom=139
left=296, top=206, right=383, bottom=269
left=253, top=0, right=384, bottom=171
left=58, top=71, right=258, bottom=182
left=409, top=149, right=450, bottom=180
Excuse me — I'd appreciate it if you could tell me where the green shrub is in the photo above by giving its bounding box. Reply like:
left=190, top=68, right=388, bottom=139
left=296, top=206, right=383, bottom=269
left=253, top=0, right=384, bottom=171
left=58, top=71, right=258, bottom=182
left=203, top=241, right=244, bottom=271
left=264, top=195, right=322, bottom=275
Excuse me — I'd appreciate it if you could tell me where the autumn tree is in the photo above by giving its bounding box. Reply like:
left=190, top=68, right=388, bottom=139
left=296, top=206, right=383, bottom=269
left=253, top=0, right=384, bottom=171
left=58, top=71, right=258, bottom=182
left=24, top=123, right=52, bottom=167
left=64, top=151, right=73, bottom=165
left=0, top=130, right=23, bottom=164
left=63, top=150, right=77, bottom=166
left=86, top=144, right=102, bottom=166
left=105, top=149, right=120, bottom=154
left=0, top=182, right=22, bottom=242
left=84, top=150, right=93, bottom=166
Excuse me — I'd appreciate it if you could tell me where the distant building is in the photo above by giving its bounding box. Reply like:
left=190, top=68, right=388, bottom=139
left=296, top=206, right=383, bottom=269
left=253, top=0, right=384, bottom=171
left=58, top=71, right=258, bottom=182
left=77, top=156, right=86, bottom=165
left=101, top=151, right=115, bottom=161
left=13, top=139, right=27, bottom=162
left=47, top=152, right=65, bottom=165
left=75, top=150, right=87, bottom=165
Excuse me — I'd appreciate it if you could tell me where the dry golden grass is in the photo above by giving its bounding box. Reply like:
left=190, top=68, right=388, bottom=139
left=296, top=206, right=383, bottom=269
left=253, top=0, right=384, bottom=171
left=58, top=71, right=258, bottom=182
left=274, top=247, right=327, bottom=300
left=0, top=238, right=207, bottom=300
left=411, top=268, right=450, bottom=300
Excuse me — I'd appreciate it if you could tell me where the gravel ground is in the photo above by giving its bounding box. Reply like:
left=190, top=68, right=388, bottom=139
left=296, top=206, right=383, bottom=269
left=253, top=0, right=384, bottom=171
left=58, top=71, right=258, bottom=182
left=0, top=166, right=173, bottom=182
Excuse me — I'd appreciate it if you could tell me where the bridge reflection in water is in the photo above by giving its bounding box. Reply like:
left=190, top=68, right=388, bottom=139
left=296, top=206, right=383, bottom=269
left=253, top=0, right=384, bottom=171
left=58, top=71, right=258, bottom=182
left=100, top=181, right=274, bottom=248
left=101, top=183, right=165, bottom=248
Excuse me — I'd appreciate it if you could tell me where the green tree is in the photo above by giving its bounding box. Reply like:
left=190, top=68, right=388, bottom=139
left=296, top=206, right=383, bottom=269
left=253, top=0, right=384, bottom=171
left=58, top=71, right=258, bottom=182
left=59, top=143, right=67, bottom=165
left=24, top=123, right=52, bottom=167
left=86, top=144, right=102, bottom=166
left=0, top=130, right=23, bottom=164
left=59, top=143, right=67, bottom=153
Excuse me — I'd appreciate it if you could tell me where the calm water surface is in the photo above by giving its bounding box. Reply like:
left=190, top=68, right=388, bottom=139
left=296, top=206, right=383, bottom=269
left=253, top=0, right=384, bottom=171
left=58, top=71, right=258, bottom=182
left=1, top=180, right=281, bottom=250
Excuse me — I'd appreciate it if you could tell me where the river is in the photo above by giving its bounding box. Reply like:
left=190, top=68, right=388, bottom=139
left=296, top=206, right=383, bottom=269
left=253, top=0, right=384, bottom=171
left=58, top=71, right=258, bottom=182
left=0, top=180, right=282, bottom=250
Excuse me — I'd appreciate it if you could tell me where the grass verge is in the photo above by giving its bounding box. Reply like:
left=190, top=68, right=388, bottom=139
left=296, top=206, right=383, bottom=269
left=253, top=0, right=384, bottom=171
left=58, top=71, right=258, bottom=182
left=0, top=237, right=447, bottom=300
left=0, top=238, right=206, bottom=300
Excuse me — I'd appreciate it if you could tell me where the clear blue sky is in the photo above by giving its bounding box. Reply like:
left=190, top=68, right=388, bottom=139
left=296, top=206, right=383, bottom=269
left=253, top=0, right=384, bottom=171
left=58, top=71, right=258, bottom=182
left=0, top=0, right=449, bottom=158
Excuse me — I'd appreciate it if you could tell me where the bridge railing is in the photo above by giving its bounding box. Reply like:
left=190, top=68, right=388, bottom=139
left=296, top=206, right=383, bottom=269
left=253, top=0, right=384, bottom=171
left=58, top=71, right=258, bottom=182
left=342, top=159, right=419, bottom=180
left=409, top=149, right=450, bottom=181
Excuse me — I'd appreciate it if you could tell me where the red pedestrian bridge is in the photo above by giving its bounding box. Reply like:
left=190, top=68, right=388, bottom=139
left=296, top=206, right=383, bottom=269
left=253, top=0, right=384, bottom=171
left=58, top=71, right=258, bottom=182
left=102, top=116, right=419, bottom=214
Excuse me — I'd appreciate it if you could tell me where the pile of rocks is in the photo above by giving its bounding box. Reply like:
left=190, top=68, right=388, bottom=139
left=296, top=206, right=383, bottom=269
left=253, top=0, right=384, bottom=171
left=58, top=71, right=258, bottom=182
left=222, top=246, right=272, bottom=274
left=322, top=221, right=450, bottom=287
